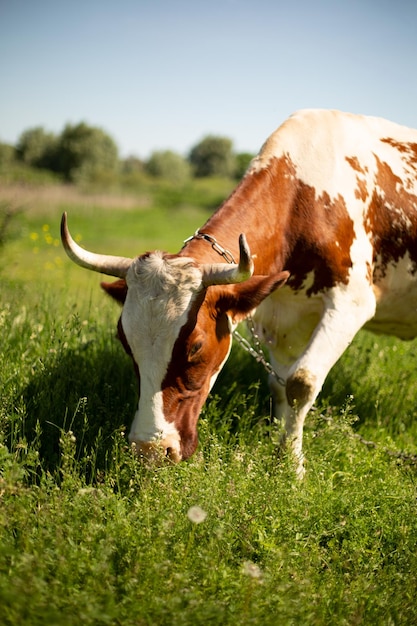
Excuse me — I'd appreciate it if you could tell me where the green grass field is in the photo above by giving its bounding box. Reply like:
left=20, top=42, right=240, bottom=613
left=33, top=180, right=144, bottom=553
left=1, top=180, right=417, bottom=625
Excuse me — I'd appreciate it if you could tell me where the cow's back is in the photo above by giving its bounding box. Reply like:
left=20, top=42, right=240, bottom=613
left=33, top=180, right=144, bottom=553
left=250, top=109, right=417, bottom=340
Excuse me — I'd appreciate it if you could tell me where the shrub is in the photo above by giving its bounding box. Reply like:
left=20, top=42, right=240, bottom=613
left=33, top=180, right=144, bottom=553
left=55, top=122, right=119, bottom=182
left=145, top=150, right=191, bottom=183
left=189, top=135, right=236, bottom=177
left=16, top=127, right=58, bottom=170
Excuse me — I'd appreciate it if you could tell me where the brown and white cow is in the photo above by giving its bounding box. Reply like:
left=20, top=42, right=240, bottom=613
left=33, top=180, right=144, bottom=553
left=61, top=109, right=417, bottom=476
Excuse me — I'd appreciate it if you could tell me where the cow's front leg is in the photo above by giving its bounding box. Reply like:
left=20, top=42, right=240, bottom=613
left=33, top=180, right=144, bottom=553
left=268, top=368, right=310, bottom=479
left=271, top=286, right=376, bottom=478
left=282, top=369, right=322, bottom=478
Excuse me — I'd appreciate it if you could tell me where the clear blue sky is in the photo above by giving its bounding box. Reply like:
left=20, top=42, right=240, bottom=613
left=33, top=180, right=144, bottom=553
left=1, top=0, right=416, bottom=159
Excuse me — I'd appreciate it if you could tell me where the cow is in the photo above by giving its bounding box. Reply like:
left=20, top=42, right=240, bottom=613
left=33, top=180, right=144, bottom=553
left=61, top=109, right=417, bottom=477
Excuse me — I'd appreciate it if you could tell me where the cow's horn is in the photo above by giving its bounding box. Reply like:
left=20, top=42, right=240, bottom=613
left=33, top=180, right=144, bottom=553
left=201, top=234, right=254, bottom=286
left=61, top=212, right=133, bottom=278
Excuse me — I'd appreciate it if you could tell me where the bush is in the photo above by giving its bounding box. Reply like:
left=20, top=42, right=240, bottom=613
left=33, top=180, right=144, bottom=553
left=16, top=127, right=57, bottom=170
left=189, top=135, right=236, bottom=177
left=55, top=122, right=119, bottom=183
left=145, top=150, right=191, bottom=183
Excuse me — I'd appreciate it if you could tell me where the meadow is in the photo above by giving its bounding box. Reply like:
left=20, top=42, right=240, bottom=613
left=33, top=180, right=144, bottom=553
left=1, top=178, right=417, bottom=625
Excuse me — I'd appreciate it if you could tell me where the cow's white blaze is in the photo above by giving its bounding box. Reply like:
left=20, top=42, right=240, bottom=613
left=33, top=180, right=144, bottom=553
left=121, top=253, right=203, bottom=447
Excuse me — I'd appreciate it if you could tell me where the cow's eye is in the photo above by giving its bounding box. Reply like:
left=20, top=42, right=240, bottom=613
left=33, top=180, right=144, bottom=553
left=188, top=342, right=203, bottom=360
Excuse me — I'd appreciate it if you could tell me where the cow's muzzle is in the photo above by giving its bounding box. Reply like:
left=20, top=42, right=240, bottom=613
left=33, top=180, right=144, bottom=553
left=131, top=437, right=182, bottom=464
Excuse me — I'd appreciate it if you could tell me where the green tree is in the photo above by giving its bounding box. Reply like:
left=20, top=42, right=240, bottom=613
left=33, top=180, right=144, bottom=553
left=56, top=122, right=119, bottom=182
left=16, top=127, right=57, bottom=170
left=189, top=135, right=235, bottom=177
left=145, top=150, right=191, bottom=183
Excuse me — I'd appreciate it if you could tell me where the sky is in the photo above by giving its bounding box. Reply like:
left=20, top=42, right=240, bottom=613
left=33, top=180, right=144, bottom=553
left=1, top=0, right=417, bottom=160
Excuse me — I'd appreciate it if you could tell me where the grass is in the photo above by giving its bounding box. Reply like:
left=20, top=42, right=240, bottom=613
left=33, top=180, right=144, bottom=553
left=1, top=179, right=417, bottom=625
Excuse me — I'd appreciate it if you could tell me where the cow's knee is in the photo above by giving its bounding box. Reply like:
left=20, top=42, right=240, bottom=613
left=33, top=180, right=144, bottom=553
left=268, top=373, right=286, bottom=414
left=286, top=367, right=317, bottom=407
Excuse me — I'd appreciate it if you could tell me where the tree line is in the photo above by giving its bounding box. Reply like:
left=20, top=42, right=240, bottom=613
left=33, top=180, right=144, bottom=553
left=0, top=122, right=255, bottom=184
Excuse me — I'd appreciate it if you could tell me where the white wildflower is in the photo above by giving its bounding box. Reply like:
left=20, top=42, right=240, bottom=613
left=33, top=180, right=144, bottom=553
left=242, top=560, right=263, bottom=580
left=187, top=505, right=207, bottom=524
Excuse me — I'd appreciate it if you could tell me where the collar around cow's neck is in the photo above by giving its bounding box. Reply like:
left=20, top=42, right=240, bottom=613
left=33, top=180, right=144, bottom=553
left=182, top=231, right=236, bottom=264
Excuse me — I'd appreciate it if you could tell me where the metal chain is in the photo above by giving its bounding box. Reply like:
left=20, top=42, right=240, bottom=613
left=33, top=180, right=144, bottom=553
left=183, top=231, right=235, bottom=264
left=232, top=328, right=286, bottom=386
left=184, top=230, right=286, bottom=387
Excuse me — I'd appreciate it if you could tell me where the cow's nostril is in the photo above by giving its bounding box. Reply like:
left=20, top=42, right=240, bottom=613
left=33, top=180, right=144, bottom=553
left=165, top=447, right=178, bottom=462
left=132, top=439, right=182, bottom=464
left=165, top=445, right=182, bottom=463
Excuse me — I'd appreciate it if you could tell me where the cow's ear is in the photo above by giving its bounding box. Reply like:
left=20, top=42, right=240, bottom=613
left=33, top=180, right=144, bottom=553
left=216, top=271, right=289, bottom=322
left=101, top=279, right=128, bottom=304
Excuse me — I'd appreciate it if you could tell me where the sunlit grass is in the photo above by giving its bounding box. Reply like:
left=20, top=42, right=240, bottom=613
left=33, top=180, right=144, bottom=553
left=2, top=178, right=231, bottom=289
left=1, top=180, right=417, bottom=625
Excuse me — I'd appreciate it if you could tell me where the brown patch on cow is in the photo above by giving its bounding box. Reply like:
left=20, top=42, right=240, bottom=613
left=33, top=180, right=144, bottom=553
left=346, top=156, right=369, bottom=202
left=283, top=179, right=355, bottom=295
left=355, top=178, right=369, bottom=202
left=286, top=368, right=317, bottom=406
left=380, top=138, right=417, bottom=192
left=381, top=138, right=417, bottom=168
left=235, top=154, right=356, bottom=297
left=191, top=153, right=356, bottom=298
left=346, top=155, right=368, bottom=175
left=365, top=154, right=417, bottom=279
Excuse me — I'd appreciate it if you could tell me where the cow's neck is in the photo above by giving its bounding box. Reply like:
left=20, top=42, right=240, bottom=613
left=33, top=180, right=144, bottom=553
left=181, top=162, right=292, bottom=275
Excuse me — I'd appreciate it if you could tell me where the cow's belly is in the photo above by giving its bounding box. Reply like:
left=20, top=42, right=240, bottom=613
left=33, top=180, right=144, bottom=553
left=369, top=257, right=417, bottom=339
left=367, top=292, right=417, bottom=339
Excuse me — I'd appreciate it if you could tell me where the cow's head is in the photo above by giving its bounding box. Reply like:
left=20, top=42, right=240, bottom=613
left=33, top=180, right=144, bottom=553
left=61, top=213, right=288, bottom=462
